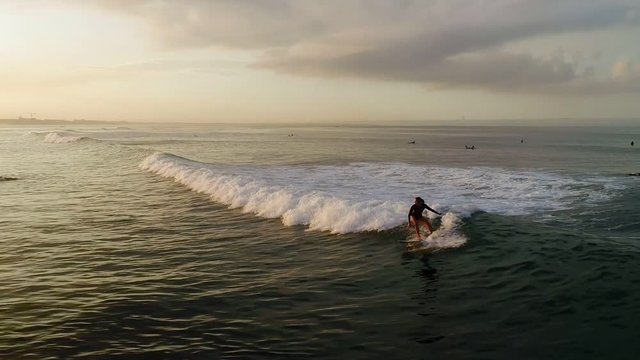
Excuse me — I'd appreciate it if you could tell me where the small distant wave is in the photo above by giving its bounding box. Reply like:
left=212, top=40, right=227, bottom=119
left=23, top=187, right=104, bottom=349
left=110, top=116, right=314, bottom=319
left=30, top=129, right=208, bottom=143
left=43, top=132, right=88, bottom=144
left=140, top=152, right=624, bottom=235
left=0, top=176, right=19, bottom=182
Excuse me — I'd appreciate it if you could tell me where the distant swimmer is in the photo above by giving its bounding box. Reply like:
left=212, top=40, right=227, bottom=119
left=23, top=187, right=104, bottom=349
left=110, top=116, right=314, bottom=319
left=521, top=138, right=524, bottom=143
left=408, top=140, right=415, bottom=144
left=408, top=196, right=442, bottom=239
left=632, top=140, right=635, bottom=147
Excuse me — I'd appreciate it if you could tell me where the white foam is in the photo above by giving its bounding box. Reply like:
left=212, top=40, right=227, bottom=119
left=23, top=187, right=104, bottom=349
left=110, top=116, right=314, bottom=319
left=139, top=152, right=623, bottom=237
left=43, top=132, right=86, bottom=143
left=415, top=212, right=468, bottom=251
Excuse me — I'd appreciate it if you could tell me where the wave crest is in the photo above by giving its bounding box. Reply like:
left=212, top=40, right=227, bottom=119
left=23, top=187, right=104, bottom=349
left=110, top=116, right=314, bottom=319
left=43, top=132, right=87, bottom=143
left=139, top=152, right=623, bottom=239
left=140, top=152, right=438, bottom=235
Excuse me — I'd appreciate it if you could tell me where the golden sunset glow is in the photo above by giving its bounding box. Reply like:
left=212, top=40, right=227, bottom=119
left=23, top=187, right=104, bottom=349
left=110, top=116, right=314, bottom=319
left=1, top=1, right=639, bottom=122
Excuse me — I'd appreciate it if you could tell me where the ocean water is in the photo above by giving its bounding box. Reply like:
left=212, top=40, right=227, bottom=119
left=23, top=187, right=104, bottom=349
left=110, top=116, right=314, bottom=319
left=1, top=122, right=639, bottom=359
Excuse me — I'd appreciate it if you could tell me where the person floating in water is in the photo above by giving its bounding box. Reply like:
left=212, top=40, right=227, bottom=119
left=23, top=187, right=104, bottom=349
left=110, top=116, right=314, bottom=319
left=408, top=197, right=442, bottom=239
left=632, top=140, right=635, bottom=147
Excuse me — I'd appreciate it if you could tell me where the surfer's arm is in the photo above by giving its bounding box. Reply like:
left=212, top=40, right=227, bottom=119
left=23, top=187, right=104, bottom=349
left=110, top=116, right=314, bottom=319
left=425, top=205, right=442, bottom=216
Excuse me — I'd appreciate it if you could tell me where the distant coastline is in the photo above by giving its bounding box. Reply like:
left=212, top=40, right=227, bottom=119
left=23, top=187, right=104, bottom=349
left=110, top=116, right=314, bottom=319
left=0, top=118, right=128, bottom=125
left=1, top=117, right=638, bottom=127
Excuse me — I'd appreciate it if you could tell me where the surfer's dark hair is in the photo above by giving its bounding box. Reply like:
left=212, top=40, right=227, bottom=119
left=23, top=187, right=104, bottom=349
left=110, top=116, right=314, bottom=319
left=415, top=197, right=424, bottom=203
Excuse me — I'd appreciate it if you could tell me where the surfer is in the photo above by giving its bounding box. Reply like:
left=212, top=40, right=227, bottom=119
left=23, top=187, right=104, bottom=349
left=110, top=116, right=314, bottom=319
left=408, top=197, right=442, bottom=239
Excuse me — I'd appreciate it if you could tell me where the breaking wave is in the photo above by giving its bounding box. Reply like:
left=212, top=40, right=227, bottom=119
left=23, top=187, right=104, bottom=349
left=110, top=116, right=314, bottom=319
left=139, top=152, right=623, bottom=242
left=43, top=132, right=88, bottom=144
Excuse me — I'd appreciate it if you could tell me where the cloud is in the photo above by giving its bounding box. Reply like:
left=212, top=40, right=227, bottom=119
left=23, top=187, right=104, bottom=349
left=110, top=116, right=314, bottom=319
left=77, top=0, right=640, bottom=93
left=262, top=49, right=581, bottom=91
left=104, top=58, right=245, bottom=74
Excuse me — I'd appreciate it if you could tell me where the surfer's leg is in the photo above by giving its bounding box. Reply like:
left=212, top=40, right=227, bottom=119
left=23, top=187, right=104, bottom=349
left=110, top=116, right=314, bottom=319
left=421, top=218, right=434, bottom=234
left=410, top=217, right=421, bottom=238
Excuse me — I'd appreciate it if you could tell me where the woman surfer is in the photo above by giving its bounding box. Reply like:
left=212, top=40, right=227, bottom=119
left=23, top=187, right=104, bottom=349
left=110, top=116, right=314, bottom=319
left=408, top=197, right=442, bottom=239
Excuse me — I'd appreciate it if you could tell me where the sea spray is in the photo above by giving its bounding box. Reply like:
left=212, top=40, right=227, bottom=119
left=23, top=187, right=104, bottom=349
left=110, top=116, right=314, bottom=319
left=419, top=212, right=468, bottom=250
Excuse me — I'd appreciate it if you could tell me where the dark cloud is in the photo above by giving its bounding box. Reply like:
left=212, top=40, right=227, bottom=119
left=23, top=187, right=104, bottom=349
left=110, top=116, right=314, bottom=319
left=79, top=0, right=640, bottom=92
left=262, top=50, right=580, bottom=91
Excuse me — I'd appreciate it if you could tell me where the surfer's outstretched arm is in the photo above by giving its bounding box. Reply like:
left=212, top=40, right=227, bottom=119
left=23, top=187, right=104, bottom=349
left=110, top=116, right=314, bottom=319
left=425, top=205, right=442, bottom=216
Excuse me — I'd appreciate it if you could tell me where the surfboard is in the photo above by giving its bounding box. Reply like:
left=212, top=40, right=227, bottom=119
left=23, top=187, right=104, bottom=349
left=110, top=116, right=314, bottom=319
left=406, top=244, right=440, bottom=254
left=404, top=235, right=440, bottom=254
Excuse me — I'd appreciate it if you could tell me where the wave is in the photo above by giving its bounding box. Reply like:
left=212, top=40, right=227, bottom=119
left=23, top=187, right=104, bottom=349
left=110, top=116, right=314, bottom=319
left=36, top=130, right=208, bottom=143
left=0, top=176, right=19, bottom=182
left=139, top=152, right=623, bottom=238
left=422, top=212, right=468, bottom=250
left=43, top=132, right=89, bottom=144
left=403, top=212, right=468, bottom=252
left=27, top=127, right=279, bottom=145
left=140, top=153, right=407, bottom=234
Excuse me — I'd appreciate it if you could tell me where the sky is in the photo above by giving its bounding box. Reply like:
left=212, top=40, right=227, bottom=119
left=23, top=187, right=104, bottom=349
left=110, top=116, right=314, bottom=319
left=1, top=0, right=640, bottom=123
